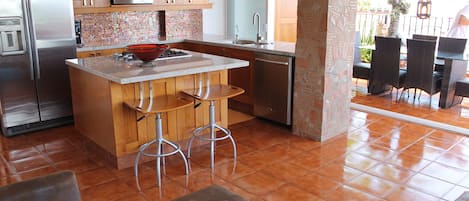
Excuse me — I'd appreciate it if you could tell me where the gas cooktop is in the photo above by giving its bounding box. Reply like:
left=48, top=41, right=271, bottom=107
left=114, top=49, right=192, bottom=62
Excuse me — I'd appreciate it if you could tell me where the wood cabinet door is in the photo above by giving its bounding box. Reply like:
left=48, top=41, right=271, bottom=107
left=224, top=48, right=254, bottom=107
left=77, top=51, right=96, bottom=58
left=174, top=0, right=208, bottom=4
left=153, top=0, right=172, bottom=5
left=73, top=0, right=109, bottom=8
left=102, top=48, right=126, bottom=56
left=275, top=0, right=297, bottom=42
left=73, top=0, right=86, bottom=8
left=177, top=42, right=224, bottom=56
left=76, top=48, right=125, bottom=58
left=90, top=0, right=110, bottom=7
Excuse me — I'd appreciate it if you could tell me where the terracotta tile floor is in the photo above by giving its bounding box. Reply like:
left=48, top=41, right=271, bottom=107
left=0, top=110, right=469, bottom=201
left=352, top=78, right=469, bottom=128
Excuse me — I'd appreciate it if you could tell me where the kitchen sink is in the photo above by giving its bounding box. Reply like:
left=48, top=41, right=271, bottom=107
left=233, top=40, right=257, bottom=45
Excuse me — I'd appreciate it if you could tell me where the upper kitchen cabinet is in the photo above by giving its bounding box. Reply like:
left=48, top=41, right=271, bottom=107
left=154, top=0, right=209, bottom=5
left=73, top=0, right=110, bottom=8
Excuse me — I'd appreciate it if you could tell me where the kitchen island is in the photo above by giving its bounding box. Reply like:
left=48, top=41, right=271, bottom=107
left=66, top=50, right=249, bottom=169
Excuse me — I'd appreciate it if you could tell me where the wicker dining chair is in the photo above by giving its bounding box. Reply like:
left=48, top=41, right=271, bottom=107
left=401, top=39, right=442, bottom=107
left=369, top=36, right=406, bottom=101
left=435, top=37, right=468, bottom=72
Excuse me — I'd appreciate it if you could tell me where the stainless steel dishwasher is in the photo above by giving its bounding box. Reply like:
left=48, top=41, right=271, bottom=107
left=253, top=52, right=293, bottom=125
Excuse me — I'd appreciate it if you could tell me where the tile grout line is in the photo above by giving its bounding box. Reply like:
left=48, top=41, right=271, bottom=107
left=351, top=103, right=469, bottom=137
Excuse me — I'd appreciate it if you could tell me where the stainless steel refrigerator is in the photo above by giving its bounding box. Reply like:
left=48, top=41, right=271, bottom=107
left=0, top=0, right=76, bottom=136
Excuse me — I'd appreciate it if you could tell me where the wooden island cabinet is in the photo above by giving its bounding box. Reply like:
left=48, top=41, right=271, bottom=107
left=172, top=42, right=255, bottom=114
left=66, top=51, right=248, bottom=169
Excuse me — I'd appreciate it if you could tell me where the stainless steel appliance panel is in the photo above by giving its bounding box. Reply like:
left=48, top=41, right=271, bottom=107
left=36, top=46, right=75, bottom=121
left=0, top=53, right=40, bottom=129
left=0, top=0, right=40, bottom=131
left=30, top=0, right=75, bottom=41
left=0, top=0, right=75, bottom=136
left=29, top=0, right=76, bottom=121
left=253, top=53, right=293, bottom=125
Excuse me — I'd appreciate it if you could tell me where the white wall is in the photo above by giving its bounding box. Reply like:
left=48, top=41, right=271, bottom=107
left=203, top=0, right=227, bottom=36
left=226, top=0, right=268, bottom=41
left=267, top=0, right=275, bottom=41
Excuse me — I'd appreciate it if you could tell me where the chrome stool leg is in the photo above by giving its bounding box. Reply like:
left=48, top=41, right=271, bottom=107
left=186, top=100, right=237, bottom=171
left=135, top=113, right=190, bottom=190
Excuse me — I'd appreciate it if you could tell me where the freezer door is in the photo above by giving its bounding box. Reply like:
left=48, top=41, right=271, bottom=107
left=29, top=0, right=76, bottom=121
left=0, top=54, right=41, bottom=130
left=0, top=0, right=41, bottom=131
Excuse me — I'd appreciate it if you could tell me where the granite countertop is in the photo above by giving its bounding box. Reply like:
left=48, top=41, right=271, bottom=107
left=184, top=34, right=296, bottom=56
left=77, top=34, right=296, bottom=57
left=66, top=50, right=249, bottom=84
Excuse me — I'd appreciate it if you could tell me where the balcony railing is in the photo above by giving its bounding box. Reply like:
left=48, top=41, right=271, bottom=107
left=356, top=12, right=455, bottom=41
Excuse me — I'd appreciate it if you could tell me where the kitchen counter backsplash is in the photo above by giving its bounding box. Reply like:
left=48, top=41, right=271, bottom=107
left=165, top=10, right=202, bottom=39
left=75, top=11, right=160, bottom=47
left=75, top=10, right=202, bottom=48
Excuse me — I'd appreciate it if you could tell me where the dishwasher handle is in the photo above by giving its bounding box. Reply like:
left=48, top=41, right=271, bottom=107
left=255, top=58, right=289, bottom=66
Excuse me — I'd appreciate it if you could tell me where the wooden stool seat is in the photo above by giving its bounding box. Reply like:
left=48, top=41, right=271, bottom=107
left=124, top=95, right=193, bottom=114
left=181, top=84, right=245, bottom=101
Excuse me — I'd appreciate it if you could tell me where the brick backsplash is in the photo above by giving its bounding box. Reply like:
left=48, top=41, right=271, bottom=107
left=75, top=9, right=202, bottom=48
left=165, top=10, right=203, bottom=39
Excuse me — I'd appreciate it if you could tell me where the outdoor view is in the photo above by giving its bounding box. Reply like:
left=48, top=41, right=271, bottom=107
left=357, top=0, right=469, bottom=62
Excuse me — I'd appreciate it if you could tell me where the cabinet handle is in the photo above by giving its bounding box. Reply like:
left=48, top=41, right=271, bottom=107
left=90, top=0, right=94, bottom=6
left=189, top=0, right=192, bottom=3
left=166, top=0, right=170, bottom=3
left=83, top=0, right=87, bottom=6
left=255, top=58, right=289, bottom=66
left=171, top=0, right=175, bottom=3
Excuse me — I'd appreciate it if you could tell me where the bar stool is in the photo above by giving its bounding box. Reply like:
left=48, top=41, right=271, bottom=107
left=125, top=81, right=192, bottom=189
left=181, top=73, right=244, bottom=170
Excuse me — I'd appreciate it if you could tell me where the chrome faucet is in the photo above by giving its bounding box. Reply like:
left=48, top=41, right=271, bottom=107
left=252, top=12, right=263, bottom=43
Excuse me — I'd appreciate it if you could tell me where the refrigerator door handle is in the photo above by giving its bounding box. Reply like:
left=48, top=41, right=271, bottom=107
left=21, top=0, right=35, bottom=81
left=24, top=0, right=40, bottom=80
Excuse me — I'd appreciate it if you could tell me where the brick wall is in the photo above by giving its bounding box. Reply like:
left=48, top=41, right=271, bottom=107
left=75, top=9, right=202, bottom=47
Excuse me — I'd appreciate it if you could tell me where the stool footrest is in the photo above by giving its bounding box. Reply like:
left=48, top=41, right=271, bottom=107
left=139, top=139, right=182, bottom=157
left=193, top=124, right=232, bottom=141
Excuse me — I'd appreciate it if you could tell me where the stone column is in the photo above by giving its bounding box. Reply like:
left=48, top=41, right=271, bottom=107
left=293, top=0, right=356, bottom=141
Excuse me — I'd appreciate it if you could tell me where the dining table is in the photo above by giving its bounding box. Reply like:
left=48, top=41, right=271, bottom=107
left=436, top=51, right=468, bottom=108
left=363, top=45, right=468, bottom=108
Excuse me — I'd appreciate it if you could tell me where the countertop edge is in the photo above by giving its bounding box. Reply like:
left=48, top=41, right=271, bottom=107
left=66, top=59, right=122, bottom=84
left=66, top=56, right=250, bottom=85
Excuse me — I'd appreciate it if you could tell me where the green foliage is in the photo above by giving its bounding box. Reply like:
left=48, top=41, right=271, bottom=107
left=360, top=48, right=372, bottom=63
left=360, top=27, right=375, bottom=63
left=357, top=0, right=371, bottom=12
left=388, top=0, right=410, bottom=17
left=387, top=0, right=410, bottom=36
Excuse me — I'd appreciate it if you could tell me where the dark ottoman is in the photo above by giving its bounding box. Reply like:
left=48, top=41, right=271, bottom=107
left=172, top=185, right=248, bottom=201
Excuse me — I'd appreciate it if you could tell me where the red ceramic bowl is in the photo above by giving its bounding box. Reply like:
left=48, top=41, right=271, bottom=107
left=126, top=44, right=169, bottom=62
